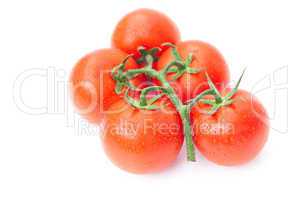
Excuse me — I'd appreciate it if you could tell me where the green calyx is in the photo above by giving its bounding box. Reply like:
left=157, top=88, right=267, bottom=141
left=136, top=46, right=161, bottom=65
left=195, top=69, right=246, bottom=115
left=110, top=44, right=245, bottom=162
left=111, top=54, right=138, bottom=94
left=161, top=43, right=202, bottom=80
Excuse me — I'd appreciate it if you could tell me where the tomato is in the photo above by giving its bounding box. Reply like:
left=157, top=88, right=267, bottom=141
left=102, top=99, right=183, bottom=174
left=69, top=48, right=141, bottom=124
left=156, top=40, right=230, bottom=102
left=191, top=89, right=269, bottom=166
left=111, top=8, right=181, bottom=55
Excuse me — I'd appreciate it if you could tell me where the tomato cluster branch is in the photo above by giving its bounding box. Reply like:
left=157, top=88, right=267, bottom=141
left=111, top=45, right=245, bottom=161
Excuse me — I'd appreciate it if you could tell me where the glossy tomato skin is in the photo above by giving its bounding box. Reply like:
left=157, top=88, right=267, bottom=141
left=102, top=99, right=184, bottom=174
left=111, top=8, right=181, bottom=55
left=191, top=89, right=269, bottom=166
left=69, top=48, right=140, bottom=124
left=156, top=40, right=230, bottom=102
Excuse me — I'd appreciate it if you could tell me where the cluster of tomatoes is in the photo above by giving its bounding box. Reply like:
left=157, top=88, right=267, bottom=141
left=70, top=8, right=269, bottom=174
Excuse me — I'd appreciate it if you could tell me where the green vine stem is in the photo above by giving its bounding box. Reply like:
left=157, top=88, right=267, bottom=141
left=110, top=45, right=245, bottom=161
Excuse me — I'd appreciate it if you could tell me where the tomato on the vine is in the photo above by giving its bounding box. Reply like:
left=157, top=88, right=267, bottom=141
left=69, top=8, right=270, bottom=172
left=156, top=40, right=230, bottom=102
left=69, top=48, right=142, bottom=124
left=102, top=99, right=183, bottom=174
left=111, top=8, right=181, bottom=56
left=191, top=89, right=269, bottom=166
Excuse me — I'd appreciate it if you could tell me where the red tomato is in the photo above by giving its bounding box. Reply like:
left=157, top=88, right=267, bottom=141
left=111, top=8, right=181, bottom=55
left=191, top=89, right=269, bottom=166
left=156, top=40, right=230, bottom=102
left=102, top=99, right=183, bottom=174
left=69, top=48, right=141, bottom=124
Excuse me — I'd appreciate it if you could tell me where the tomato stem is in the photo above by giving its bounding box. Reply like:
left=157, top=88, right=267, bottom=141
left=110, top=46, right=245, bottom=162
left=180, top=105, right=195, bottom=161
left=156, top=69, right=196, bottom=161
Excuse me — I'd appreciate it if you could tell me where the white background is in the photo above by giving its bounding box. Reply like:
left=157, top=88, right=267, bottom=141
left=0, top=0, right=299, bottom=199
